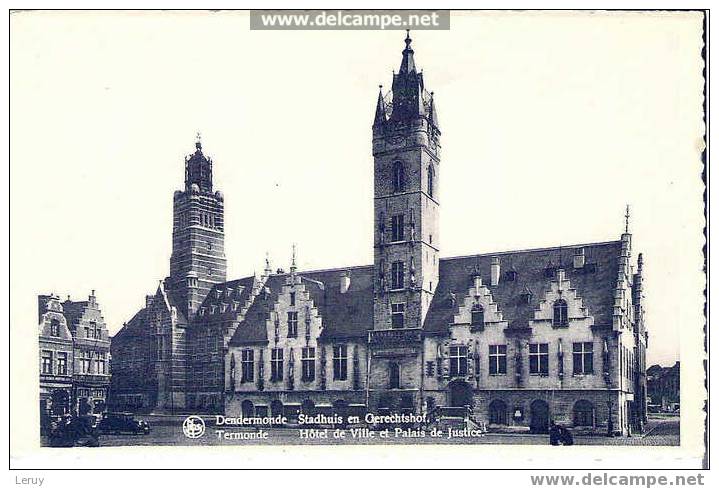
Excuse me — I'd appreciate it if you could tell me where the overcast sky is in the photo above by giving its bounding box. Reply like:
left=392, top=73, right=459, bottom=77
left=11, top=11, right=705, bottom=366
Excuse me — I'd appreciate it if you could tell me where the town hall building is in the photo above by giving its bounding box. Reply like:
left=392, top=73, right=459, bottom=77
left=109, top=32, right=648, bottom=435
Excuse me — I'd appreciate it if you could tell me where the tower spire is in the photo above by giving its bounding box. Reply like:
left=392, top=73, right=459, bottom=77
left=373, top=85, right=387, bottom=127
left=399, top=29, right=416, bottom=74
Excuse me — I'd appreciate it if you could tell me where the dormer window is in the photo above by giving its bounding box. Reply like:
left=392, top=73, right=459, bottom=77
left=584, top=263, right=597, bottom=274
left=553, top=299, right=568, bottom=327
left=471, top=303, right=484, bottom=328
left=392, top=161, right=406, bottom=192
left=505, top=270, right=517, bottom=282
left=544, top=266, right=556, bottom=278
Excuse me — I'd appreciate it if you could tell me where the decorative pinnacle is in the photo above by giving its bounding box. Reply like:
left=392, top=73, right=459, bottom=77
left=195, top=131, right=202, bottom=150
left=405, top=29, right=412, bottom=48
left=291, top=243, right=297, bottom=272
left=625, top=204, right=631, bottom=233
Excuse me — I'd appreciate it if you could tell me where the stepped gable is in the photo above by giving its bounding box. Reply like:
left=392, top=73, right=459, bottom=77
left=61, top=300, right=88, bottom=333
left=227, top=265, right=375, bottom=346
left=302, top=265, right=374, bottom=341
left=424, top=241, right=622, bottom=334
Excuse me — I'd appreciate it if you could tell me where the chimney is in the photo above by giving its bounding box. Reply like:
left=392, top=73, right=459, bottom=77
left=573, top=247, right=585, bottom=269
left=490, top=257, right=500, bottom=286
left=340, top=270, right=351, bottom=294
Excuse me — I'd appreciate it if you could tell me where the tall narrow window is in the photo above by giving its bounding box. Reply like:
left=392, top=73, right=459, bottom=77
left=392, top=161, right=405, bottom=192
left=41, top=351, right=53, bottom=375
left=391, top=261, right=405, bottom=289
left=449, top=346, right=469, bottom=377
left=391, top=303, right=405, bottom=329
left=57, top=352, right=68, bottom=375
left=301, top=347, right=316, bottom=382
left=428, top=165, right=435, bottom=198
left=290, top=292, right=296, bottom=306
left=287, top=311, right=298, bottom=338
left=333, top=345, right=348, bottom=381
left=241, top=349, right=254, bottom=382
left=271, top=348, right=284, bottom=381
left=391, top=214, right=405, bottom=242
left=553, top=299, right=568, bottom=326
left=50, top=319, right=60, bottom=336
left=529, top=343, right=549, bottom=375
left=471, top=304, right=484, bottom=327
left=389, top=362, right=401, bottom=389
left=573, top=342, right=594, bottom=375
left=81, top=351, right=92, bottom=374
left=489, top=345, right=508, bottom=375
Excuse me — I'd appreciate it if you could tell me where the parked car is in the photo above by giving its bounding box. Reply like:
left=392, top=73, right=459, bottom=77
left=99, top=412, right=150, bottom=435
left=47, top=415, right=100, bottom=447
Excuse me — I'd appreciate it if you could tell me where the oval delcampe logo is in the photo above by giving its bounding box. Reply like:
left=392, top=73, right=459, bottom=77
left=182, top=415, right=206, bottom=439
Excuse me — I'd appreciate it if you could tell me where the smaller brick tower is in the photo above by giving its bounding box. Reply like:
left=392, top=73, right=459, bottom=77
left=169, top=135, right=227, bottom=319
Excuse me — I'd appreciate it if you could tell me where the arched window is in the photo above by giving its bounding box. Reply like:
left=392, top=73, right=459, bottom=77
left=389, top=362, right=401, bottom=389
left=553, top=299, right=568, bottom=326
left=392, top=161, right=405, bottom=192
left=471, top=303, right=484, bottom=327
left=573, top=400, right=595, bottom=426
left=241, top=400, right=255, bottom=418
left=488, top=400, right=508, bottom=425
left=428, top=165, right=435, bottom=198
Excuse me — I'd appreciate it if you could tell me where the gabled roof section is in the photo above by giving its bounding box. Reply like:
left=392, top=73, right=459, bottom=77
left=424, top=241, right=623, bottom=334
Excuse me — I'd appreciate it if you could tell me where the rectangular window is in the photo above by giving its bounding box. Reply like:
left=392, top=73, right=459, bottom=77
left=449, top=346, right=469, bottom=377
left=489, top=344, right=507, bottom=375
left=333, top=344, right=348, bottom=381
left=287, top=311, right=298, bottom=338
left=573, top=342, right=594, bottom=375
left=57, top=352, right=67, bottom=375
left=391, top=214, right=405, bottom=242
left=390, top=303, right=405, bottom=329
left=290, top=292, right=296, bottom=306
left=529, top=343, right=549, bottom=375
left=391, top=261, right=404, bottom=289
left=41, top=351, right=53, bottom=374
left=81, top=351, right=92, bottom=374
left=301, top=347, right=316, bottom=382
left=95, top=353, right=106, bottom=374
left=50, top=319, right=60, bottom=336
left=271, top=348, right=284, bottom=382
left=240, top=349, right=255, bottom=382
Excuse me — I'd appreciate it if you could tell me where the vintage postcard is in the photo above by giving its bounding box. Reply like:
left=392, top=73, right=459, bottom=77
left=8, top=8, right=708, bottom=473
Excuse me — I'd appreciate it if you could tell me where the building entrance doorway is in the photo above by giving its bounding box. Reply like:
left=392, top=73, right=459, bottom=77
left=530, top=399, right=550, bottom=433
left=448, top=380, right=473, bottom=408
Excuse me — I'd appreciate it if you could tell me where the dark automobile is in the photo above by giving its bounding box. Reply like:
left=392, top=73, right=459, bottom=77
left=99, top=412, right=150, bottom=435
left=48, top=415, right=100, bottom=447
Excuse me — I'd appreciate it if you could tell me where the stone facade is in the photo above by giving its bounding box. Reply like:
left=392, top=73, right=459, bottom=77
left=38, top=291, right=111, bottom=419
left=109, top=33, right=649, bottom=435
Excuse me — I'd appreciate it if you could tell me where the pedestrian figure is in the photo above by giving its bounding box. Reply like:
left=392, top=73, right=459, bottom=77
left=549, top=421, right=561, bottom=446
left=559, top=425, right=574, bottom=446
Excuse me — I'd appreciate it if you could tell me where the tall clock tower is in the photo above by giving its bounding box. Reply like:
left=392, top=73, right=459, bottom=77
left=369, top=32, right=441, bottom=409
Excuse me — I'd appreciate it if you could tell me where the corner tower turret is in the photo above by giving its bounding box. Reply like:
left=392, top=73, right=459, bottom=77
left=169, top=135, right=227, bottom=318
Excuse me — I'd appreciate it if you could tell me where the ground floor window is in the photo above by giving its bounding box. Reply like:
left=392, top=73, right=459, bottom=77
left=574, top=399, right=595, bottom=426
left=489, top=399, right=508, bottom=425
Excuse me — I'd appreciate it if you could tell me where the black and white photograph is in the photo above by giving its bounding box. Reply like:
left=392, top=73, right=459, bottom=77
left=8, top=7, right=708, bottom=475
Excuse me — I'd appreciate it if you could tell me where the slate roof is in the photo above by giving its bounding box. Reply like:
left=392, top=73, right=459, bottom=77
left=424, top=240, right=622, bottom=335
left=221, top=240, right=622, bottom=346
left=61, top=300, right=89, bottom=332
